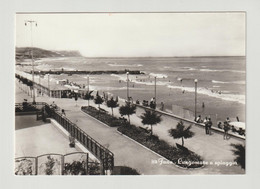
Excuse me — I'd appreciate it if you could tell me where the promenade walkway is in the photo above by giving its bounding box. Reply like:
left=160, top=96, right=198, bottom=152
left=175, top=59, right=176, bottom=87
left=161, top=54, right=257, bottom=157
left=15, top=80, right=245, bottom=174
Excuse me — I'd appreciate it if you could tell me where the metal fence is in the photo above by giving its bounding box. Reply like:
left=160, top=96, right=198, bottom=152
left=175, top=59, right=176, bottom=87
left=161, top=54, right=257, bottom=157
left=15, top=152, right=99, bottom=175
left=51, top=109, right=114, bottom=173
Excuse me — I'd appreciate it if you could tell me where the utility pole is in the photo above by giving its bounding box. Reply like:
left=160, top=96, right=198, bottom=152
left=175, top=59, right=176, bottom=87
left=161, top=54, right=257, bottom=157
left=126, top=72, right=129, bottom=102
left=25, top=20, right=37, bottom=104
left=87, top=76, right=90, bottom=92
left=194, top=79, right=198, bottom=119
left=48, top=74, right=50, bottom=97
left=38, top=71, right=41, bottom=96
left=154, top=76, right=157, bottom=108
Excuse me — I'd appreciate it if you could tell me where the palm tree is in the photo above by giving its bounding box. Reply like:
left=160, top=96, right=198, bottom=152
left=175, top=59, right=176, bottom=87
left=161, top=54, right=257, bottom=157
left=141, top=110, right=161, bottom=136
left=94, top=91, right=104, bottom=115
left=106, top=97, right=119, bottom=116
left=84, top=90, right=94, bottom=106
left=119, top=102, right=136, bottom=124
left=231, top=143, right=245, bottom=169
left=169, top=121, right=194, bottom=147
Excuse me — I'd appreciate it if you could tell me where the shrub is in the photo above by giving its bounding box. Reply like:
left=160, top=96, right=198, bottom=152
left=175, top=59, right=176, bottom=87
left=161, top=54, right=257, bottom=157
left=112, top=166, right=140, bottom=175
left=118, top=124, right=203, bottom=169
left=81, top=106, right=126, bottom=127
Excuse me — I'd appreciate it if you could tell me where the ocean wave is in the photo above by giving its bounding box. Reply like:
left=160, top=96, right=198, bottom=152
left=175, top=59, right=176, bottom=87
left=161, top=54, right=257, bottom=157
left=163, top=66, right=171, bottom=69
left=61, top=67, right=76, bottom=71
left=108, top=63, right=143, bottom=67
left=200, top=69, right=245, bottom=73
left=149, top=73, right=168, bottom=78
left=212, top=80, right=229, bottom=84
left=183, top=67, right=245, bottom=73
left=35, top=57, right=69, bottom=63
left=167, top=85, right=245, bottom=104
left=110, top=74, right=127, bottom=82
left=212, top=80, right=245, bottom=85
left=182, top=67, right=196, bottom=71
left=111, top=74, right=170, bottom=86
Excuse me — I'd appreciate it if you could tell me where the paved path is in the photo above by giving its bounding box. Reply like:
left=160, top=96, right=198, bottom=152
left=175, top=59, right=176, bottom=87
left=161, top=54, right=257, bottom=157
left=15, top=80, right=245, bottom=174
left=15, top=118, right=79, bottom=158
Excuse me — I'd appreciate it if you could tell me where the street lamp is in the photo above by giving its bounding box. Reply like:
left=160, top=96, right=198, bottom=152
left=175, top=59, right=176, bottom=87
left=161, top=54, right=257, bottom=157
left=87, top=75, right=90, bottom=93
left=194, top=79, right=198, bottom=119
left=38, top=71, right=41, bottom=96
left=126, top=72, right=129, bottom=101
left=48, top=74, right=50, bottom=97
left=25, top=20, right=37, bottom=104
left=154, top=76, right=157, bottom=108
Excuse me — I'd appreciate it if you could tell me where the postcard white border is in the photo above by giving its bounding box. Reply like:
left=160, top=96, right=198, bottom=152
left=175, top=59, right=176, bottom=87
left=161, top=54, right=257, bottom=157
left=1, top=0, right=260, bottom=189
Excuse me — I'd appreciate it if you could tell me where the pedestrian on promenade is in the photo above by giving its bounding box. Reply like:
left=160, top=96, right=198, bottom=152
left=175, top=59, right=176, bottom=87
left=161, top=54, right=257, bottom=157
left=217, top=122, right=223, bottom=129
left=223, top=121, right=230, bottom=140
left=208, top=118, right=213, bottom=135
left=61, top=109, right=66, bottom=117
left=226, top=117, right=231, bottom=124
left=195, top=115, right=202, bottom=123
left=204, top=117, right=209, bottom=134
left=50, top=101, right=57, bottom=109
left=160, top=102, right=164, bottom=111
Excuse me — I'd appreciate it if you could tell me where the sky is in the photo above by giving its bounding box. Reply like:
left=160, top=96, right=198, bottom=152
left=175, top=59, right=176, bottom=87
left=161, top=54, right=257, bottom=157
left=16, top=13, right=245, bottom=57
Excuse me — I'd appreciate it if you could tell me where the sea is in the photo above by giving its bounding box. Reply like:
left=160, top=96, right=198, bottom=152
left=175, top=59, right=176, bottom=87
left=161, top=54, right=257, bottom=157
left=18, top=56, right=246, bottom=125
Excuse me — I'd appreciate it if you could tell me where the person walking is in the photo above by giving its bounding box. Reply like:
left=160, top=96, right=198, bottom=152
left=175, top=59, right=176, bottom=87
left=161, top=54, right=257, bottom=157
left=223, top=121, right=230, bottom=140
left=208, top=118, right=213, bottom=135
left=61, top=109, right=66, bottom=117
left=204, top=117, right=209, bottom=134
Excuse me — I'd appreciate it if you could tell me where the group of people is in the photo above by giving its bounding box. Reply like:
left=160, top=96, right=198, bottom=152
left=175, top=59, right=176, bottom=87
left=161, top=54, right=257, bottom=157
left=196, top=116, right=213, bottom=135
left=196, top=115, right=232, bottom=139
left=218, top=117, right=231, bottom=140
left=50, top=101, right=66, bottom=117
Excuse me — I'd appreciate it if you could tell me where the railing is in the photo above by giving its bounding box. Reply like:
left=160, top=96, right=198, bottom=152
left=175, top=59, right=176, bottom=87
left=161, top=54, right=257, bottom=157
left=15, top=102, right=114, bottom=174
left=16, top=73, right=50, bottom=97
left=15, top=152, right=101, bottom=175
left=51, top=110, right=114, bottom=173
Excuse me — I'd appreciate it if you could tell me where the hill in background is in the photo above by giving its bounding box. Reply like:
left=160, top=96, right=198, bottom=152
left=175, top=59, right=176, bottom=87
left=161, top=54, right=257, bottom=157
left=16, top=47, right=82, bottom=61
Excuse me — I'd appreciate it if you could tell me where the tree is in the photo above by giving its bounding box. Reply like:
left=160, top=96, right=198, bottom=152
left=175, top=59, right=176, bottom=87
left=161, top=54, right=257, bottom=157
left=141, top=110, right=161, bottom=136
left=168, top=121, right=194, bottom=147
left=84, top=90, right=94, bottom=106
left=231, top=143, right=245, bottom=169
left=106, top=97, right=119, bottom=116
left=94, top=91, right=104, bottom=115
left=119, top=102, right=136, bottom=124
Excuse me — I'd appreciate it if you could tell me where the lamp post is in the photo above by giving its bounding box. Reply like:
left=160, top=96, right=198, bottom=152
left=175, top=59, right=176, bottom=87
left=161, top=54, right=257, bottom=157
left=126, top=72, right=129, bottom=102
left=194, top=79, right=198, bottom=119
left=154, top=76, right=157, bottom=108
left=48, top=74, right=50, bottom=97
left=38, top=71, right=41, bottom=96
left=25, top=20, right=37, bottom=104
left=87, top=75, right=90, bottom=93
